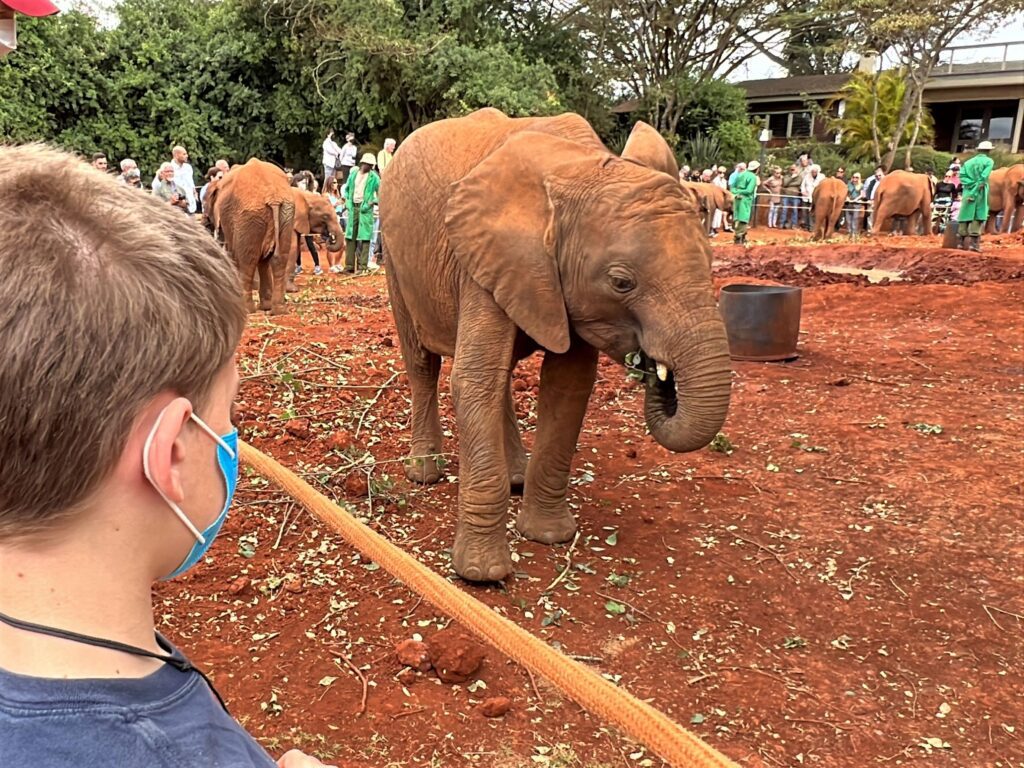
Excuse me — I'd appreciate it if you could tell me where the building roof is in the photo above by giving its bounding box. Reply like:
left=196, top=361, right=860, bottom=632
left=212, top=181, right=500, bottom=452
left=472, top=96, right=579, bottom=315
left=738, top=60, right=1024, bottom=104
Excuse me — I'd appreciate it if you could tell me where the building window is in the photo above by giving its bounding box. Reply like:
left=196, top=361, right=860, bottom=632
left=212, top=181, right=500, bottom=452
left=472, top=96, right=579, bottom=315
left=790, top=112, right=812, bottom=138
left=958, top=108, right=983, bottom=142
left=752, top=110, right=814, bottom=139
left=768, top=113, right=788, bottom=137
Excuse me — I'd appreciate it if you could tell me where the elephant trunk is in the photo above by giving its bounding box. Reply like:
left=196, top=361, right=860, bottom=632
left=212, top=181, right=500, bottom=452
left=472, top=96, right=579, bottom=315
left=641, top=314, right=731, bottom=453
left=326, top=234, right=343, bottom=253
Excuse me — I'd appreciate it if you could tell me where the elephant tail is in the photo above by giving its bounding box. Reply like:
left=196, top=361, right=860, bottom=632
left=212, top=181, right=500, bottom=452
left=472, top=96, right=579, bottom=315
left=269, top=201, right=282, bottom=258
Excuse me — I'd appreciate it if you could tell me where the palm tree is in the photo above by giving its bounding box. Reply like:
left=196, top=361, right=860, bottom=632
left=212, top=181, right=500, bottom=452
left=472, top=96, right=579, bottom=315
left=829, top=70, right=933, bottom=166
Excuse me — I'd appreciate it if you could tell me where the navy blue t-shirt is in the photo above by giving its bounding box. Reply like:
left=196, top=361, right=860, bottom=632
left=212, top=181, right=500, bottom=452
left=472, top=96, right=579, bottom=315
left=0, top=637, right=277, bottom=767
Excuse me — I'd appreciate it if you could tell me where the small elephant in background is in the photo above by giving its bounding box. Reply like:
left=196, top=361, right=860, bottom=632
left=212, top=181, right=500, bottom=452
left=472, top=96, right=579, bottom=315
left=214, top=158, right=296, bottom=314
left=986, top=164, right=1024, bottom=233
left=381, top=109, right=731, bottom=582
left=680, top=180, right=733, bottom=236
left=287, top=188, right=344, bottom=289
left=870, top=170, right=932, bottom=236
left=811, top=177, right=848, bottom=240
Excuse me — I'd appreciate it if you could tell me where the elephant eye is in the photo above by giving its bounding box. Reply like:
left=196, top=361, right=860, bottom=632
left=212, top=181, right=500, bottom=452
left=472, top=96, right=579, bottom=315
left=609, top=274, right=636, bottom=293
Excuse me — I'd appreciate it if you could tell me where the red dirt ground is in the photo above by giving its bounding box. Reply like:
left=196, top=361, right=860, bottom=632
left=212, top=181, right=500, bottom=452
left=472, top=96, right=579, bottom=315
left=157, top=227, right=1024, bottom=768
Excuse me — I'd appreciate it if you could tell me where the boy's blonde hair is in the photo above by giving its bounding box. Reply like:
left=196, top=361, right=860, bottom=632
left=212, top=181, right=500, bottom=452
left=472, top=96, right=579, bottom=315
left=0, top=144, right=246, bottom=540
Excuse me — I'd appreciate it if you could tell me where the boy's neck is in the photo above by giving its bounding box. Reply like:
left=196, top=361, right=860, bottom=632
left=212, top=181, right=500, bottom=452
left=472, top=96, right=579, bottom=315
left=0, top=534, right=163, bottom=679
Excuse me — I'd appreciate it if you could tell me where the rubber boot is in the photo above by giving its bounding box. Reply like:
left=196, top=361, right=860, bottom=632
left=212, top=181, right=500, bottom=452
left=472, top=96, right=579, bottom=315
left=967, top=235, right=981, bottom=253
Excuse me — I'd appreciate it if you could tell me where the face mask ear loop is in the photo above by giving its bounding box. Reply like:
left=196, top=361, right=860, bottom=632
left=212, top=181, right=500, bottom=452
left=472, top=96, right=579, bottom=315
left=189, top=412, right=236, bottom=458
left=143, top=405, right=206, bottom=544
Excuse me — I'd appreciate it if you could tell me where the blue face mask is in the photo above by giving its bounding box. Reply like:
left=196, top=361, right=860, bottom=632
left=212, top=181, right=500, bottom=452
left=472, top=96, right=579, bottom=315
left=143, top=407, right=239, bottom=580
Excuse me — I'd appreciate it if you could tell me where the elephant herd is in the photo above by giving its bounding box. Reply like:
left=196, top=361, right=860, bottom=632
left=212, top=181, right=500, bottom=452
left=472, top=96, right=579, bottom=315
left=204, top=159, right=343, bottom=314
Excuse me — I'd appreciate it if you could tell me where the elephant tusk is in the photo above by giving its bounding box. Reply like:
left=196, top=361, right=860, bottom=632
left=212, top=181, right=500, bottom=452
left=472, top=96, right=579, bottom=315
left=656, top=362, right=669, bottom=382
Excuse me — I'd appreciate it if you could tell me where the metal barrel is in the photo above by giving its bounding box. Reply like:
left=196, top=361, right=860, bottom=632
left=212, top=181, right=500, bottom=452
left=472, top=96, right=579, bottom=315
left=719, top=284, right=803, bottom=362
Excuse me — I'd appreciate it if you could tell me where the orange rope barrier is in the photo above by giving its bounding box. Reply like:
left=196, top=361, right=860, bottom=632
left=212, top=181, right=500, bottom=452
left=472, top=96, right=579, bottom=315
left=240, top=441, right=739, bottom=768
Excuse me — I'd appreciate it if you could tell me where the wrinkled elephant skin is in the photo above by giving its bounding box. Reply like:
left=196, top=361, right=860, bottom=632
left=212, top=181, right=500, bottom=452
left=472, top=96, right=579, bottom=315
left=871, top=170, right=931, bottom=236
left=381, top=109, right=732, bottom=582
left=812, top=177, right=848, bottom=240
left=986, top=164, right=1024, bottom=234
left=215, top=159, right=295, bottom=314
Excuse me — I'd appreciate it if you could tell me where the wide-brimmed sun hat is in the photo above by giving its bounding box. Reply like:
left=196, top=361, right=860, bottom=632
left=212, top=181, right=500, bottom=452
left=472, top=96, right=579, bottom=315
left=748, top=160, right=760, bottom=171
left=976, top=140, right=994, bottom=151
left=359, top=153, right=377, bottom=166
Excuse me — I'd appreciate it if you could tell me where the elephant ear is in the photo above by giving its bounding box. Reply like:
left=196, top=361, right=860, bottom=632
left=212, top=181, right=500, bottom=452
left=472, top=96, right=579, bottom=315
left=292, top=189, right=311, bottom=234
left=445, top=132, right=583, bottom=354
left=621, top=121, right=680, bottom=179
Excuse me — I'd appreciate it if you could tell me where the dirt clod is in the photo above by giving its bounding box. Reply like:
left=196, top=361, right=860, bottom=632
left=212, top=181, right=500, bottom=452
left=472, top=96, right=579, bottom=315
left=284, top=418, right=311, bottom=439
left=426, top=629, right=486, bottom=684
left=227, top=576, right=249, bottom=596
left=395, top=639, right=432, bottom=672
left=478, top=696, right=512, bottom=718
left=342, top=473, right=369, bottom=497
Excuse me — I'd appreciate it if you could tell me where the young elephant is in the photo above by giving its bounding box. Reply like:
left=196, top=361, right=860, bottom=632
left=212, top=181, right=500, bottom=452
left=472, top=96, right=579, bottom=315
left=214, top=159, right=295, bottom=314
left=870, top=170, right=931, bottom=236
left=288, top=188, right=344, bottom=287
left=986, top=163, right=1024, bottom=234
left=811, top=177, right=848, bottom=240
left=381, top=109, right=731, bottom=582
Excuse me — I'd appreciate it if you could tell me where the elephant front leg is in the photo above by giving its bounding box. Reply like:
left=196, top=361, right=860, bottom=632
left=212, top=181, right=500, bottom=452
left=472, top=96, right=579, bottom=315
left=450, top=295, right=518, bottom=582
left=516, top=342, right=598, bottom=545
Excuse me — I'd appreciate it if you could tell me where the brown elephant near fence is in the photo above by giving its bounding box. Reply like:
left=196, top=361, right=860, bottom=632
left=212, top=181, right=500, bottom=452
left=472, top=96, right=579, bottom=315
left=380, top=108, right=731, bottom=582
left=986, top=164, right=1024, bottom=234
left=811, top=177, right=848, bottom=240
left=871, top=170, right=932, bottom=236
left=680, top=181, right=733, bottom=236
left=289, top=188, right=344, bottom=277
left=214, top=158, right=295, bottom=314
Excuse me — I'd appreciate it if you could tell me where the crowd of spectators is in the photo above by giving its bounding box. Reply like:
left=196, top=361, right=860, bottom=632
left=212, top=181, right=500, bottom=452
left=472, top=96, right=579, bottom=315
left=86, top=132, right=399, bottom=276
left=679, top=151, right=966, bottom=238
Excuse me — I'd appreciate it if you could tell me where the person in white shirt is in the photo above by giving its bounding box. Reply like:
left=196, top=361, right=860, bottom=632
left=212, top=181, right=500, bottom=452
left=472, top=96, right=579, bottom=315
left=322, top=131, right=343, bottom=187
left=800, top=164, right=823, bottom=230
left=171, top=145, right=197, bottom=214
left=711, top=166, right=729, bottom=233
left=337, top=133, right=358, bottom=182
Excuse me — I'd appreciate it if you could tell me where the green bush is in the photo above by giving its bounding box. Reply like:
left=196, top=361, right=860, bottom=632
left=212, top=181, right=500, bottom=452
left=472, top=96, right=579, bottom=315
left=890, top=146, right=955, bottom=174
left=711, top=120, right=760, bottom=165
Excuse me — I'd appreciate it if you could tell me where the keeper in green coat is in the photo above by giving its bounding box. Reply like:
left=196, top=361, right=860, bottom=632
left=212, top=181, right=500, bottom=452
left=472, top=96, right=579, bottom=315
left=729, top=160, right=760, bottom=245
left=956, top=140, right=994, bottom=252
left=344, top=153, right=381, bottom=272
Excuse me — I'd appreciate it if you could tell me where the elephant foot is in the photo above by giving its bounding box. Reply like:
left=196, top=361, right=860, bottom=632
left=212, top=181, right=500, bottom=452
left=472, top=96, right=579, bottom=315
left=286, top=281, right=299, bottom=294
left=453, top=524, right=513, bottom=582
left=270, top=304, right=288, bottom=316
left=404, top=454, right=442, bottom=485
left=516, top=501, right=577, bottom=545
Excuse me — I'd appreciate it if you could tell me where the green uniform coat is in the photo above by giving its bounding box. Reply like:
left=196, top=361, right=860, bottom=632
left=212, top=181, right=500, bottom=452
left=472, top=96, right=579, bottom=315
left=730, top=169, right=759, bottom=224
left=957, top=153, right=994, bottom=222
left=344, top=169, right=380, bottom=240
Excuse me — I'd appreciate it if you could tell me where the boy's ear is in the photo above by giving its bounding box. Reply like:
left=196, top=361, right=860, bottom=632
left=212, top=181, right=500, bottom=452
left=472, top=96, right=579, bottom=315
left=141, top=398, right=192, bottom=505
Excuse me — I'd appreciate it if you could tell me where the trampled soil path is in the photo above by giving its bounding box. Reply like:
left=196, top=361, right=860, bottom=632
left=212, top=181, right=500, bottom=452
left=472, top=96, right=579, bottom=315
left=157, top=228, right=1024, bottom=768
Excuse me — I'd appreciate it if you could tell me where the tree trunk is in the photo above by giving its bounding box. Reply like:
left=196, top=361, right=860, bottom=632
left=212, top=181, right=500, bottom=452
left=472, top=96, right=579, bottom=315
left=869, top=72, right=882, bottom=166
left=904, top=86, right=925, bottom=169
left=881, top=80, right=918, bottom=171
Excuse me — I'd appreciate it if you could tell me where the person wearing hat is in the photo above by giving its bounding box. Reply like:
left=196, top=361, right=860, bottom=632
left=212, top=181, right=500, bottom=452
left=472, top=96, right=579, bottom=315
left=955, top=141, right=994, bottom=252
left=730, top=160, right=760, bottom=245
left=342, top=153, right=380, bottom=273
left=1, top=0, right=58, bottom=57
